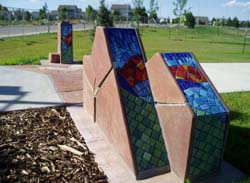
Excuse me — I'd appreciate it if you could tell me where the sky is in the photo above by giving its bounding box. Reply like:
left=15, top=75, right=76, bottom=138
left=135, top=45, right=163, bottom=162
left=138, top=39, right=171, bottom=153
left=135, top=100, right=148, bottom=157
left=1, top=0, right=250, bottom=20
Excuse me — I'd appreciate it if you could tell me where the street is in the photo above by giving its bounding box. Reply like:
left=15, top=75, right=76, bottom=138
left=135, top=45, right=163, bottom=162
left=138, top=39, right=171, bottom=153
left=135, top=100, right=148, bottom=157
left=0, top=23, right=94, bottom=38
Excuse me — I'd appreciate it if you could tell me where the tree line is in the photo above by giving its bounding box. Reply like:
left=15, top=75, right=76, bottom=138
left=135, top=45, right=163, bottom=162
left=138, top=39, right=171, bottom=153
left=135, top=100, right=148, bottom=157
left=211, top=17, right=249, bottom=29
left=0, top=3, right=48, bottom=22
left=0, top=0, right=249, bottom=29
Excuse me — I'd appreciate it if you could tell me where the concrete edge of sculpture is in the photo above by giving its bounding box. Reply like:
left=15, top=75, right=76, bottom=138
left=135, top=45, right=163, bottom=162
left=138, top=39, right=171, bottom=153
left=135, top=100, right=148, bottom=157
left=83, top=27, right=171, bottom=180
left=147, top=52, right=230, bottom=182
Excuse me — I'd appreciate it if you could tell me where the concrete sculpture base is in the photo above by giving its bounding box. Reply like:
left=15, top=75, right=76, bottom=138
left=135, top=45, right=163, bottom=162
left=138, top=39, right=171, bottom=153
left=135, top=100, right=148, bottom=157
left=49, top=53, right=60, bottom=63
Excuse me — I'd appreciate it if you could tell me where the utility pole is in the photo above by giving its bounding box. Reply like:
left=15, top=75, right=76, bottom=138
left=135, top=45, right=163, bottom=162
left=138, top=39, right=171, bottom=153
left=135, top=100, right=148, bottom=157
left=243, top=31, right=247, bottom=54
left=47, top=10, right=50, bottom=33
left=197, top=2, right=200, bottom=25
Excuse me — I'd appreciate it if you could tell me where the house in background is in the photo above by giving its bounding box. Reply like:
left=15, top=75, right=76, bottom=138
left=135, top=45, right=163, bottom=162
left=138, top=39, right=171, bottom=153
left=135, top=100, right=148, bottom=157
left=58, top=5, right=84, bottom=19
left=31, top=11, right=39, bottom=20
left=111, top=4, right=131, bottom=18
left=194, top=16, right=209, bottom=25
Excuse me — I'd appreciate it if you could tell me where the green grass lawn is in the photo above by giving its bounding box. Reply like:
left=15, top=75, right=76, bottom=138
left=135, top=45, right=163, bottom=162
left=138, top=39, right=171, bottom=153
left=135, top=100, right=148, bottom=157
left=141, top=25, right=250, bottom=62
left=0, top=31, right=93, bottom=65
left=0, top=25, right=250, bottom=65
left=222, top=92, right=250, bottom=175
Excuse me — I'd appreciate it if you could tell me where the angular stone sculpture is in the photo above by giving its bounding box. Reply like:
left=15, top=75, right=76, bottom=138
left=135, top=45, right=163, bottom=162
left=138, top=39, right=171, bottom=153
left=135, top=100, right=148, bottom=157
left=83, top=28, right=170, bottom=179
left=58, top=21, right=73, bottom=64
left=147, top=53, right=230, bottom=182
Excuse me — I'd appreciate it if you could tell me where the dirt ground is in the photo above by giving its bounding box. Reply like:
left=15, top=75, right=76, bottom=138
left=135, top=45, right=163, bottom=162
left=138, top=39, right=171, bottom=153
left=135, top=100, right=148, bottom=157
left=0, top=106, right=108, bottom=183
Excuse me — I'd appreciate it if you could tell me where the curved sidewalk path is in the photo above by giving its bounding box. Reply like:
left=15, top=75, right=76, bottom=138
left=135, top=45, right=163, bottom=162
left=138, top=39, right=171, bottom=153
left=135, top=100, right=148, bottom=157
left=0, top=66, right=63, bottom=112
left=201, top=63, right=250, bottom=93
left=0, top=63, right=83, bottom=112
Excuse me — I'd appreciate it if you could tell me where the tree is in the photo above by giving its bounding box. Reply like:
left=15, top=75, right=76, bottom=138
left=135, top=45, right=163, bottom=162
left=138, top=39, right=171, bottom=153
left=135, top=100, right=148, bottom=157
left=133, top=6, right=148, bottom=24
left=184, top=11, right=195, bottom=28
left=133, top=0, right=144, bottom=8
left=173, top=0, right=188, bottom=24
left=226, top=17, right=233, bottom=27
left=58, top=7, right=66, bottom=20
left=96, top=0, right=113, bottom=27
left=148, top=0, right=159, bottom=20
left=112, top=9, right=120, bottom=21
left=232, top=16, right=239, bottom=28
left=24, top=11, right=31, bottom=21
left=132, top=0, right=148, bottom=25
left=221, top=17, right=225, bottom=27
left=14, top=9, right=23, bottom=21
left=39, top=3, right=48, bottom=20
left=0, top=4, right=9, bottom=21
left=85, top=5, right=97, bottom=20
left=211, top=17, right=216, bottom=26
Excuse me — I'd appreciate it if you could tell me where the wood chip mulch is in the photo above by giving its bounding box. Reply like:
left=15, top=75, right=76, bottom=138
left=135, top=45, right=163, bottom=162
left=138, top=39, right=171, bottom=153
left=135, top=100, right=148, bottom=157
left=0, top=107, right=108, bottom=183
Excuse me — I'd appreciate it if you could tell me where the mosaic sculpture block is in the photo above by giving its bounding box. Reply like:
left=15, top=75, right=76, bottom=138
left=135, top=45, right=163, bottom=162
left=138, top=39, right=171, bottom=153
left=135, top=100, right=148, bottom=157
left=147, top=53, right=230, bottom=182
left=58, top=21, right=73, bottom=64
left=83, top=27, right=170, bottom=179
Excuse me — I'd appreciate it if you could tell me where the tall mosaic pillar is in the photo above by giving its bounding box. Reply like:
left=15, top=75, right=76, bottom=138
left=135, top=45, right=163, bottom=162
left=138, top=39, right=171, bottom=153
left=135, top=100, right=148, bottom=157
left=58, top=21, right=73, bottom=64
left=147, top=53, right=230, bottom=182
left=83, top=28, right=170, bottom=179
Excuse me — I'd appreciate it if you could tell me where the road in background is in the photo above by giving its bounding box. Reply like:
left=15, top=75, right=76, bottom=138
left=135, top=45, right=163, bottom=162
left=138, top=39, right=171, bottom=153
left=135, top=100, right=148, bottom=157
left=0, top=23, right=94, bottom=38
left=0, top=23, right=174, bottom=38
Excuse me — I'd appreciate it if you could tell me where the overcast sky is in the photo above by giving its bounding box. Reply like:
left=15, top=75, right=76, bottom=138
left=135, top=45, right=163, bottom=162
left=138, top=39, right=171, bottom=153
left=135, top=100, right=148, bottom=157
left=1, top=0, right=250, bottom=20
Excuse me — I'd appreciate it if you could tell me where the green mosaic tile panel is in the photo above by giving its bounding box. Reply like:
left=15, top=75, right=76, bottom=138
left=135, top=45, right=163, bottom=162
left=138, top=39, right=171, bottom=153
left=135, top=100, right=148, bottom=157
left=121, top=88, right=169, bottom=171
left=188, top=114, right=227, bottom=178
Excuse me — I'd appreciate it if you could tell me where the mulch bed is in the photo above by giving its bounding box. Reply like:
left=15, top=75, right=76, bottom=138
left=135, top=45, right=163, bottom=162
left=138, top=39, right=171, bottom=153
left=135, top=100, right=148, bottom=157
left=0, top=107, right=108, bottom=183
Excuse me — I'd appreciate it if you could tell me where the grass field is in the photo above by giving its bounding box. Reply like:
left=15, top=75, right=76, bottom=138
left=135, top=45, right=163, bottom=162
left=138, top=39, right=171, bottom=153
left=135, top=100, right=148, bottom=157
left=142, top=25, right=250, bottom=62
left=222, top=92, right=250, bottom=175
left=0, top=25, right=250, bottom=65
left=0, top=31, right=93, bottom=65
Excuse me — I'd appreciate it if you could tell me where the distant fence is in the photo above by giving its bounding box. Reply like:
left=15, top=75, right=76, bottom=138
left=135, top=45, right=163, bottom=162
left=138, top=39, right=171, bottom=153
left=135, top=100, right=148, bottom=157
left=0, top=24, right=94, bottom=38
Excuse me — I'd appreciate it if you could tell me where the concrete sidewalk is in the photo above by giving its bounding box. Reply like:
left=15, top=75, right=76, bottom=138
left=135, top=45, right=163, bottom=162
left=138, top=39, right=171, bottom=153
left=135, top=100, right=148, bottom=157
left=0, top=66, right=63, bottom=112
left=201, top=63, right=250, bottom=93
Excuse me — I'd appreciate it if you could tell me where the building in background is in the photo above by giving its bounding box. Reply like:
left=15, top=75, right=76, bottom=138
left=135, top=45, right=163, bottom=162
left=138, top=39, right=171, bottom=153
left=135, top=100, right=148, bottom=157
left=58, top=5, right=84, bottom=20
left=111, top=4, right=131, bottom=19
left=194, top=16, right=209, bottom=25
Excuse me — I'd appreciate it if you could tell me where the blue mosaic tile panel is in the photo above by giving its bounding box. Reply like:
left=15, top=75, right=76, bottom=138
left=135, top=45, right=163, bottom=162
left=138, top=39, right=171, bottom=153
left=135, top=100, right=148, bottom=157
left=61, top=21, right=73, bottom=63
left=161, top=52, right=227, bottom=116
left=106, top=28, right=142, bottom=69
left=107, top=28, right=153, bottom=103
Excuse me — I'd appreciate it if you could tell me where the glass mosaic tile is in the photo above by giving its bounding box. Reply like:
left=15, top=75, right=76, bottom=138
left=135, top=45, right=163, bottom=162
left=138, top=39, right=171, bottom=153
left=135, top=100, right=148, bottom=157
left=106, top=28, right=169, bottom=173
left=161, top=52, right=227, bottom=116
left=121, top=88, right=169, bottom=171
left=61, top=22, right=73, bottom=63
left=188, top=114, right=227, bottom=178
